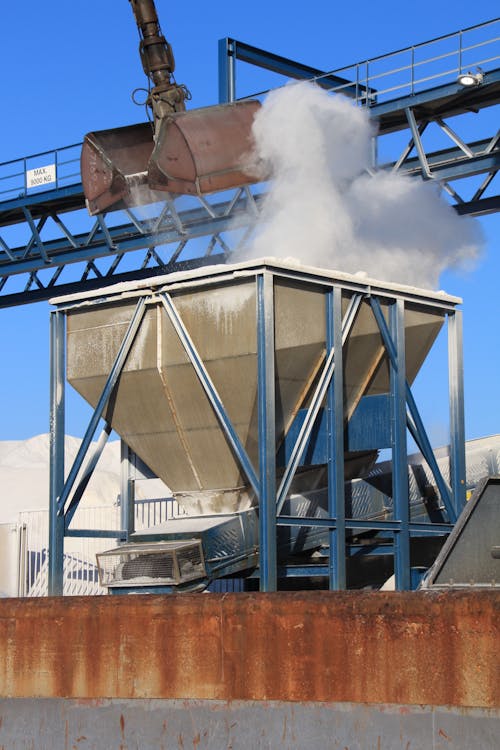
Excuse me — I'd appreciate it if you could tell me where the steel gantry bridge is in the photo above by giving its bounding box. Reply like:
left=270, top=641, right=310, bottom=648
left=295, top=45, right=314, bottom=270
left=0, top=19, right=499, bottom=308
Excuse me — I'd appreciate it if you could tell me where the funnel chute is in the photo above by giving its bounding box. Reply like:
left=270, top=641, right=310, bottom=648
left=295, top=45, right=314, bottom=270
left=58, top=260, right=454, bottom=515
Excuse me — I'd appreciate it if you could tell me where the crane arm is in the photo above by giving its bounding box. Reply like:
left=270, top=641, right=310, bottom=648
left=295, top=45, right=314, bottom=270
left=129, top=0, right=188, bottom=123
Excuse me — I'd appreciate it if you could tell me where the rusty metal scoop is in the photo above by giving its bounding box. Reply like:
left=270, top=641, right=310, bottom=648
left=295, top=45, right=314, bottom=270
left=81, top=1, right=262, bottom=215
left=81, top=100, right=261, bottom=215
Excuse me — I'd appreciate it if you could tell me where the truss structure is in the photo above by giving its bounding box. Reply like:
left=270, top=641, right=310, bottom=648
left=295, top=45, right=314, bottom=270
left=0, top=19, right=498, bottom=307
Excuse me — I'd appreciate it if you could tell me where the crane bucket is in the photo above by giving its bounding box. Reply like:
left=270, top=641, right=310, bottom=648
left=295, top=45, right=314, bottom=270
left=81, top=123, right=156, bottom=215
left=148, top=100, right=261, bottom=195
left=81, top=100, right=262, bottom=215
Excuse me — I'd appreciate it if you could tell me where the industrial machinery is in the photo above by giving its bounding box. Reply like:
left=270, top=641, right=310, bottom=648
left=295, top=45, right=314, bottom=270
left=50, top=258, right=465, bottom=593
left=421, top=475, right=500, bottom=590
left=81, top=0, right=261, bottom=215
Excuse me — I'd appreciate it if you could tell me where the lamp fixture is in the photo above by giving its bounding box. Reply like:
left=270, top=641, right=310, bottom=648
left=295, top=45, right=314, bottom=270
left=457, top=69, right=484, bottom=87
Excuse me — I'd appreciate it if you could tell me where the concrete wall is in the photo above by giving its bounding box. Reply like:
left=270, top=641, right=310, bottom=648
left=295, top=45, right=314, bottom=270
left=0, top=591, right=498, bottom=748
left=1, top=698, right=499, bottom=749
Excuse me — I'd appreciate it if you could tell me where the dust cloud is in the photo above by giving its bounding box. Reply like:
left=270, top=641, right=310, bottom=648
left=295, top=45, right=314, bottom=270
left=237, top=83, right=483, bottom=288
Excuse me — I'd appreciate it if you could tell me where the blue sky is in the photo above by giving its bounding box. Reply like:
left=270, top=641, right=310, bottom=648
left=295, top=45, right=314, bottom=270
left=0, top=1, right=499, bottom=444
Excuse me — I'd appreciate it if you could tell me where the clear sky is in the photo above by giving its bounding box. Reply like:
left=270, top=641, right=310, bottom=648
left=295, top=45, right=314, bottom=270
left=0, top=1, right=499, bottom=446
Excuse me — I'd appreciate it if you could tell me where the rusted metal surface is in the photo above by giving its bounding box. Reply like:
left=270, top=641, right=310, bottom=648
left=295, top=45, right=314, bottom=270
left=0, top=591, right=498, bottom=707
left=81, top=123, right=156, bottom=215
left=0, top=699, right=498, bottom=749
left=148, top=100, right=261, bottom=195
left=81, top=101, right=261, bottom=214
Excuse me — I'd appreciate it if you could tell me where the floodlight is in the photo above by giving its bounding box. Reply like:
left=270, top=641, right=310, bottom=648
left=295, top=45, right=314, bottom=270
left=457, top=70, right=484, bottom=87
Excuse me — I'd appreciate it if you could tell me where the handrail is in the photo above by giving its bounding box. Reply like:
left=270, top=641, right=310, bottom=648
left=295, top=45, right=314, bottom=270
left=1, top=18, right=499, bottom=205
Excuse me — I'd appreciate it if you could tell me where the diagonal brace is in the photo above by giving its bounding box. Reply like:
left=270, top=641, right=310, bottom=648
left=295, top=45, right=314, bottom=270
left=276, top=293, right=363, bottom=514
left=369, top=296, right=456, bottom=522
left=160, top=291, right=260, bottom=497
left=57, top=296, right=147, bottom=516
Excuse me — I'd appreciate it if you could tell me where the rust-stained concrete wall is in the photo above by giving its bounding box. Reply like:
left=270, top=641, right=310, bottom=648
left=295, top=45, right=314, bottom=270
left=0, top=590, right=498, bottom=708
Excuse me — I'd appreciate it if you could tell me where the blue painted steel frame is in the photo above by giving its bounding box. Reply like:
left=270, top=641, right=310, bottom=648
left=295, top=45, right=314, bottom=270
left=257, top=272, right=277, bottom=591
left=48, top=272, right=463, bottom=594
left=369, top=297, right=456, bottom=522
left=48, top=310, right=65, bottom=595
left=276, top=294, right=362, bottom=513
left=160, top=291, right=260, bottom=497
left=390, top=299, right=411, bottom=590
left=327, top=289, right=345, bottom=589
left=448, top=311, right=466, bottom=516
left=48, top=300, right=145, bottom=594
left=120, top=441, right=135, bottom=541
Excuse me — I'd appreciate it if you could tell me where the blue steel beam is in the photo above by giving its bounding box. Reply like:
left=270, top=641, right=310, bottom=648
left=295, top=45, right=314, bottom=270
left=276, top=294, right=362, bottom=513
left=389, top=299, right=411, bottom=590
left=371, top=68, right=500, bottom=134
left=388, top=138, right=499, bottom=179
left=159, top=291, right=260, bottom=498
left=65, top=529, right=127, bottom=539
left=257, top=272, right=277, bottom=592
left=448, top=311, right=466, bottom=516
left=64, top=423, right=113, bottom=527
left=369, top=297, right=456, bottom=522
left=327, top=287, right=346, bottom=589
left=48, top=309, right=66, bottom=596
left=0, top=195, right=263, bottom=277
left=219, top=38, right=374, bottom=101
left=57, top=298, right=147, bottom=518
left=120, top=441, right=135, bottom=541
left=277, top=516, right=453, bottom=534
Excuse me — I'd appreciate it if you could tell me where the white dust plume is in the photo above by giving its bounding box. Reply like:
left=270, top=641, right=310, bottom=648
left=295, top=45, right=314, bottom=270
left=237, top=83, right=483, bottom=288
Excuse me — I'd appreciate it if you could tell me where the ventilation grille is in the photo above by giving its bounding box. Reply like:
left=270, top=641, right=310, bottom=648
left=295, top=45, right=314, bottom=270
left=97, top=540, right=205, bottom=588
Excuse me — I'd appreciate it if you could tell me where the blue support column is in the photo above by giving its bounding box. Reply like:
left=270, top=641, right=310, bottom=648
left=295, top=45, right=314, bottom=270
left=448, top=310, right=466, bottom=516
left=327, top=287, right=346, bottom=589
left=370, top=296, right=456, bottom=522
left=218, top=38, right=236, bottom=103
left=48, top=310, right=65, bottom=596
left=257, top=272, right=277, bottom=591
left=390, top=298, right=411, bottom=590
left=120, top=441, right=135, bottom=541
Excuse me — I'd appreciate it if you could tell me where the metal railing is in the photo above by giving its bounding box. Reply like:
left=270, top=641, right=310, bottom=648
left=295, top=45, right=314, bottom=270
left=18, top=497, right=184, bottom=597
left=0, top=142, right=81, bottom=204
left=243, top=18, right=500, bottom=105
left=0, top=20, right=498, bottom=209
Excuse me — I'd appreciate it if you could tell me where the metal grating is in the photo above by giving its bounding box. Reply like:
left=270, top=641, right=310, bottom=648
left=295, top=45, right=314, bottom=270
left=97, top=540, right=205, bottom=588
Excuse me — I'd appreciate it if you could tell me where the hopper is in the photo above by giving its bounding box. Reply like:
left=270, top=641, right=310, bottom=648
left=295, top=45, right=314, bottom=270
left=60, top=260, right=457, bottom=514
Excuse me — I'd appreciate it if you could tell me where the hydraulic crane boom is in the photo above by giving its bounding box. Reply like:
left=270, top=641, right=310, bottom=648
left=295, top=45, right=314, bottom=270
left=128, top=0, right=188, bottom=120
left=81, top=0, right=260, bottom=215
